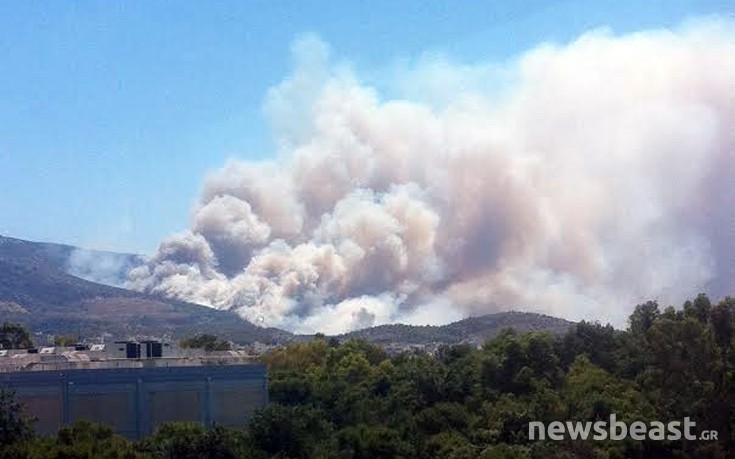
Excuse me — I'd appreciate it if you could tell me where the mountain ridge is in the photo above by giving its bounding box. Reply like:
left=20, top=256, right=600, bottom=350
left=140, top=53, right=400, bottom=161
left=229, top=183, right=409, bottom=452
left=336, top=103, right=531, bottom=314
left=340, top=311, right=574, bottom=346
left=0, top=234, right=292, bottom=343
left=0, top=234, right=577, bottom=347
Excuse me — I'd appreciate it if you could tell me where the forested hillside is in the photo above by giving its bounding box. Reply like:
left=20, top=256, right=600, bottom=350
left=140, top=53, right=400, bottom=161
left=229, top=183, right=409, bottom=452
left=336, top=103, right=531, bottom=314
left=2, top=294, right=734, bottom=458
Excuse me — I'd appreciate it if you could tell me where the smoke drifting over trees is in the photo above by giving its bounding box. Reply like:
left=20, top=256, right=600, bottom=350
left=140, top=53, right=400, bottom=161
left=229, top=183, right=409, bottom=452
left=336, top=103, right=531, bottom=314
left=127, top=20, right=735, bottom=334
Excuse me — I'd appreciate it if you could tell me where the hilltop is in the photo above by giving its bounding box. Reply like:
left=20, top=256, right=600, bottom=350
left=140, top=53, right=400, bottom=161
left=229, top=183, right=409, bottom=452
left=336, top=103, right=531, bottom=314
left=341, top=311, right=574, bottom=347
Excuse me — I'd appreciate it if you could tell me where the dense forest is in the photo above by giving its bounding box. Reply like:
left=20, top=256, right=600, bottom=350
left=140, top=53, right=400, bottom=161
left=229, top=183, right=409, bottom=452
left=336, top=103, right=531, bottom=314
left=2, top=294, right=734, bottom=458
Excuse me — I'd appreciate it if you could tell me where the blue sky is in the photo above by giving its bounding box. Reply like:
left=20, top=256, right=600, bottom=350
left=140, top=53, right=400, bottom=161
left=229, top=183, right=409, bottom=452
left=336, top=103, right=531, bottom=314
left=1, top=0, right=732, bottom=254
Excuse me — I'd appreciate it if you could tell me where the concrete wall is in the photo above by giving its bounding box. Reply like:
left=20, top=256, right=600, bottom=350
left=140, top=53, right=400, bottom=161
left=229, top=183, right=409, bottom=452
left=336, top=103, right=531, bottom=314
left=0, top=365, right=268, bottom=439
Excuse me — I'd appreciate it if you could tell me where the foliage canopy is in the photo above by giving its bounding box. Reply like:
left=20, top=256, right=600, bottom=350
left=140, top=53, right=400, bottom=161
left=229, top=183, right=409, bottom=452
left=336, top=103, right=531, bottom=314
left=3, top=295, right=735, bottom=458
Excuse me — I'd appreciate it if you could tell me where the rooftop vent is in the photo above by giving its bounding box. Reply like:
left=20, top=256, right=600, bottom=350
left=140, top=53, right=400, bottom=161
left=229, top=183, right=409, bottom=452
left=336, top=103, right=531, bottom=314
left=143, top=341, right=163, bottom=358
left=125, top=342, right=141, bottom=359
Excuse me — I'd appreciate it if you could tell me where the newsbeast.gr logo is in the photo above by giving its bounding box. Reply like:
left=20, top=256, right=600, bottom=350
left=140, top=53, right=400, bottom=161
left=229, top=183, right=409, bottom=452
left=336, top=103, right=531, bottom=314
left=529, top=415, right=718, bottom=441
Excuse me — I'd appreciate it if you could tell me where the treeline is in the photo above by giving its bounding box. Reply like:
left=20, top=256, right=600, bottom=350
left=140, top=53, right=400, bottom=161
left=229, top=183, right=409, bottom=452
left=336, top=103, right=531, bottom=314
left=2, top=294, right=735, bottom=458
left=179, top=333, right=232, bottom=351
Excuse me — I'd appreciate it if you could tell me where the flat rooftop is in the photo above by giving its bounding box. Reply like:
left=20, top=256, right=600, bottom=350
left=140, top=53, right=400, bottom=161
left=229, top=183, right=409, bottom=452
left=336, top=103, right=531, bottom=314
left=0, top=345, right=259, bottom=373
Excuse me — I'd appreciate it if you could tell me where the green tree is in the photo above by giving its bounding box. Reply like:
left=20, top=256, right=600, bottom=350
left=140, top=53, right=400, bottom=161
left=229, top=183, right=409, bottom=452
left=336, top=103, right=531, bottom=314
left=248, top=404, right=333, bottom=458
left=684, top=293, right=712, bottom=323
left=53, top=333, right=78, bottom=347
left=628, top=301, right=660, bottom=335
left=0, top=387, right=35, bottom=446
left=711, top=298, right=734, bottom=359
left=139, top=422, right=259, bottom=459
left=559, top=321, right=620, bottom=373
left=337, top=424, right=415, bottom=459
left=0, top=322, right=33, bottom=349
left=179, top=334, right=231, bottom=351
left=47, top=420, right=140, bottom=459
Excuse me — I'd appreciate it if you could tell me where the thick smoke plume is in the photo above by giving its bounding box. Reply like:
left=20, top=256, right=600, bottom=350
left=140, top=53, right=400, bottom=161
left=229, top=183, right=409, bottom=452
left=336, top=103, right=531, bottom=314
left=128, top=20, right=735, bottom=334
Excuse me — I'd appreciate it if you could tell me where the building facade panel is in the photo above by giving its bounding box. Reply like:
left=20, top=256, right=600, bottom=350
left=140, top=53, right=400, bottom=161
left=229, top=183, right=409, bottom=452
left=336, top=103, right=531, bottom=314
left=0, top=364, right=267, bottom=439
left=209, top=379, right=268, bottom=428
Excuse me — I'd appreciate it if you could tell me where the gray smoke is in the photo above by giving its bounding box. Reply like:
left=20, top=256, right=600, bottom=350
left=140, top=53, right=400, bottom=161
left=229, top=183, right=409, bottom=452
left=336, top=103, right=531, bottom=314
left=127, top=20, right=735, bottom=334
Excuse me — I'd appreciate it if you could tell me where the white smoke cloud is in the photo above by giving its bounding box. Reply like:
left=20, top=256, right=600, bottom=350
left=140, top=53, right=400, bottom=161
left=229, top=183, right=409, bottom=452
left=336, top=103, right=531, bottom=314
left=66, top=249, right=145, bottom=288
left=127, top=19, right=735, bottom=334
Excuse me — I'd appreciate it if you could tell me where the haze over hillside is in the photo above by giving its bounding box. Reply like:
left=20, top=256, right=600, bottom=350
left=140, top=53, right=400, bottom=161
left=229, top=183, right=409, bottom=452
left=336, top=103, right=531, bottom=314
left=0, top=234, right=290, bottom=343
left=0, top=234, right=576, bottom=346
